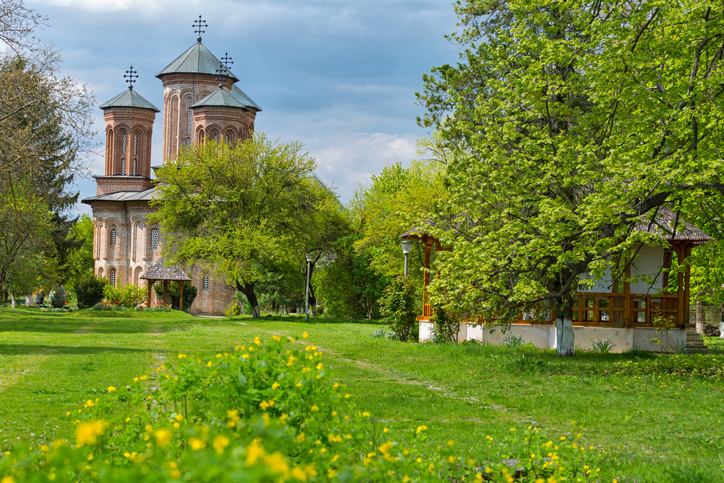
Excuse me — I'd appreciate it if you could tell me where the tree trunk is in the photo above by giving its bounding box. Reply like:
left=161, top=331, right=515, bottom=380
left=11, top=293, right=16, bottom=308
left=555, top=296, right=575, bottom=357
left=720, top=304, right=724, bottom=339
left=25, top=295, right=35, bottom=307
left=696, top=296, right=705, bottom=335
left=235, top=280, right=260, bottom=319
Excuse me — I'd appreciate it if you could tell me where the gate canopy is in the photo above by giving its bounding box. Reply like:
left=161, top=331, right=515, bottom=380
left=140, top=260, right=192, bottom=310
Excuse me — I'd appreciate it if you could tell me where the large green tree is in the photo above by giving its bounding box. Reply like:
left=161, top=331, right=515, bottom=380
left=0, top=3, right=94, bottom=302
left=418, top=0, right=724, bottom=355
left=150, top=134, right=346, bottom=318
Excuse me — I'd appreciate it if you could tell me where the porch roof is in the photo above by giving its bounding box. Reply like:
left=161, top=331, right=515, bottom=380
left=139, top=260, right=191, bottom=282
left=636, top=207, right=711, bottom=243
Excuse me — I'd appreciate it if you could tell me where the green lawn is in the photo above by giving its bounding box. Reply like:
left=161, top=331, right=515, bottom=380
left=1, top=308, right=723, bottom=482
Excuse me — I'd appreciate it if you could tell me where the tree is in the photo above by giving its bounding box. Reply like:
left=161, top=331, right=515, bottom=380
left=0, top=3, right=94, bottom=302
left=351, top=139, right=448, bottom=283
left=150, top=134, right=345, bottom=318
left=418, top=0, right=724, bottom=355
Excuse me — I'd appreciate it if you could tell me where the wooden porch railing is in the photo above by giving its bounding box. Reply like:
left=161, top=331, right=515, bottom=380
left=420, top=292, right=684, bottom=328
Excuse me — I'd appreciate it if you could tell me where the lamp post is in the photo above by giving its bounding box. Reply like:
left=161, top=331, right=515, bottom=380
left=305, top=253, right=314, bottom=322
left=401, top=240, right=413, bottom=277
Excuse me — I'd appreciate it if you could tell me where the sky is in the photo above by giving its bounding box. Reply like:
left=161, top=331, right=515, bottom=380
left=23, top=0, right=461, bottom=215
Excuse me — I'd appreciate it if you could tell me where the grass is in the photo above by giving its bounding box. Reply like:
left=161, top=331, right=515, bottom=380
left=1, top=308, right=723, bottom=482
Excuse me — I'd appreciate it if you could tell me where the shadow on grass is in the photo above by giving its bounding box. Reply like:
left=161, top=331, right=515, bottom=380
left=0, top=318, right=192, bottom=335
left=228, top=315, right=386, bottom=326
left=0, top=344, right=151, bottom=355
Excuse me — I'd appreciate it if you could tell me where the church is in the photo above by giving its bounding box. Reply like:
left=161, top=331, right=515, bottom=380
left=82, top=18, right=260, bottom=315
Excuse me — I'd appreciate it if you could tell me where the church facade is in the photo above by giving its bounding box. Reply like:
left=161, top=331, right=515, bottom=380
left=82, top=26, right=261, bottom=315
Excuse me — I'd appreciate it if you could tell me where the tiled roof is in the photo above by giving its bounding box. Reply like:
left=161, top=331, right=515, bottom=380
left=156, top=41, right=239, bottom=82
left=636, top=207, right=711, bottom=243
left=99, top=88, right=160, bottom=112
left=140, top=260, right=191, bottom=282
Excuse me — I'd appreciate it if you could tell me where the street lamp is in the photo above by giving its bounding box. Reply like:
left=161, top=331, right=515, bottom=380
left=305, top=252, right=314, bottom=322
left=401, top=240, right=414, bottom=277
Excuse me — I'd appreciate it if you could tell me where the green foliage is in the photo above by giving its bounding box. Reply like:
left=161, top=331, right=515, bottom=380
left=0, top=334, right=606, bottom=482
left=0, top=47, right=93, bottom=300
left=430, top=306, right=460, bottom=343
left=225, top=302, right=242, bottom=317
left=74, top=275, right=107, bottom=309
left=418, top=0, right=724, bottom=357
left=612, top=354, right=724, bottom=378
left=502, top=333, right=524, bottom=349
left=351, top=147, right=447, bottom=283
left=62, top=214, right=94, bottom=293
left=154, top=281, right=198, bottom=311
left=591, top=339, right=616, bottom=354
left=313, top=235, right=389, bottom=319
left=103, top=282, right=146, bottom=308
left=379, top=276, right=418, bottom=342
left=150, top=134, right=346, bottom=319
left=256, top=270, right=304, bottom=314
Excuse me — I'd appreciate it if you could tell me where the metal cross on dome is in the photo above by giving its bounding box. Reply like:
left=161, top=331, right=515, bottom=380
left=124, top=65, right=138, bottom=90
left=221, top=52, right=233, bottom=70
left=215, top=63, right=228, bottom=86
left=193, top=15, right=208, bottom=41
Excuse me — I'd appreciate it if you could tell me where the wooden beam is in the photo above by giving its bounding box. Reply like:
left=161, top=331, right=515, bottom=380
left=163, top=280, right=168, bottom=307
left=147, top=280, right=152, bottom=308
left=179, top=282, right=184, bottom=312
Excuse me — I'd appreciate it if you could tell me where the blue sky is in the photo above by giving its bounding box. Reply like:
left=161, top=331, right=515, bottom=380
left=24, top=0, right=460, bottom=214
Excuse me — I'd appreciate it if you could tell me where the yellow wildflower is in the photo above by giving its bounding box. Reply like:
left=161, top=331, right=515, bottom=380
left=107, top=386, right=116, bottom=392
left=154, top=429, right=172, bottom=447
left=75, top=420, right=107, bottom=446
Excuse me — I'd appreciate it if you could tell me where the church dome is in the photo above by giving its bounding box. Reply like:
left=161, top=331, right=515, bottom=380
left=156, top=40, right=239, bottom=82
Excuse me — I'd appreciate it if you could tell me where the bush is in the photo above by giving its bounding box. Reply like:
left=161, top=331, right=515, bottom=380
left=430, top=306, right=461, bottom=343
left=74, top=275, right=108, bottom=309
left=612, top=353, right=724, bottom=377
left=379, top=276, right=418, bottom=342
left=103, top=283, right=146, bottom=308
left=154, top=281, right=198, bottom=311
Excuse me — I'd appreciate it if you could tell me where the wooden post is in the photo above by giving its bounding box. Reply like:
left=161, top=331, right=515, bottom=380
left=179, top=281, right=184, bottom=311
left=683, top=244, right=692, bottom=327
left=163, top=281, right=168, bottom=307
left=147, top=280, right=152, bottom=308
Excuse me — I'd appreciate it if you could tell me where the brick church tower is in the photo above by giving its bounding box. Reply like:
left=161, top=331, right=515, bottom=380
left=83, top=20, right=261, bottom=315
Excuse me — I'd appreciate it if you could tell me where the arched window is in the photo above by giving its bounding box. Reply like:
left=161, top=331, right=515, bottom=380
left=110, top=269, right=116, bottom=287
left=225, top=133, right=230, bottom=144
left=133, top=159, right=137, bottom=176
left=134, top=266, right=143, bottom=285
left=212, top=132, right=218, bottom=143
left=122, top=132, right=127, bottom=155
left=151, top=228, right=159, bottom=250
left=98, top=267, right=104, bottom=278
left=198, top=129, right=205, bottom=144
left=134, top=133, right=138, bottom=155
left=110, top=228, right=116, bottom=246
left=203, top=273, right=209, bottom=290
left=121, top=158, right=126, bottom=174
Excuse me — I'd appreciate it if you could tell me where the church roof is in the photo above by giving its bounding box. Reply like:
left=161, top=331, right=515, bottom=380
left=81, top=187, right=158, bottom=204
left=190, top=87, right=249, bottom=110
left=140, top=260, right=192, bottom=282
left=156, top=40, right=239, bottom=82
left=99, top=88, right=160, bottom=112
left=230, top=84, right=261, bottom=111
